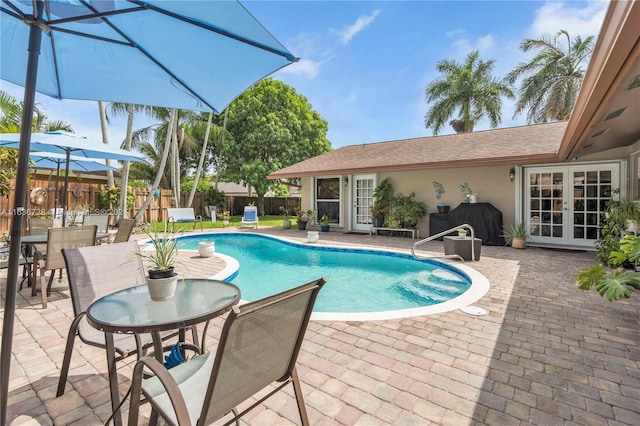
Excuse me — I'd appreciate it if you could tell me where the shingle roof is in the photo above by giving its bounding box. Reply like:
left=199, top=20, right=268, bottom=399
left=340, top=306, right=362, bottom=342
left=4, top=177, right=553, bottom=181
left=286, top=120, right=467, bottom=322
left=269, top=121, right=567, bottom=178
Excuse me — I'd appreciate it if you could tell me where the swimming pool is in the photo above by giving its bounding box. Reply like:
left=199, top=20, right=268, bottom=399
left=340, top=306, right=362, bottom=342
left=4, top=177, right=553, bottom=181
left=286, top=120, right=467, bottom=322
left=174, top=233, right=489, bottom=321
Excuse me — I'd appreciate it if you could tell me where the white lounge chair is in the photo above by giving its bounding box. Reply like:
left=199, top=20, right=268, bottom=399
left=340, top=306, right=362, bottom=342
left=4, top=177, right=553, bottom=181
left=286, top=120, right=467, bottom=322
left=240, top=205, right=258, bottom=229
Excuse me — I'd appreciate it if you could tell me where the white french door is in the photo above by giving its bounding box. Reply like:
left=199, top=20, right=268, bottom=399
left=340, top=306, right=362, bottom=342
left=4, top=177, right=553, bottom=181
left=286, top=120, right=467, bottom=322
left=352, top=174, right=375, bottom=232
left=526, top=164, right=618, bottom=247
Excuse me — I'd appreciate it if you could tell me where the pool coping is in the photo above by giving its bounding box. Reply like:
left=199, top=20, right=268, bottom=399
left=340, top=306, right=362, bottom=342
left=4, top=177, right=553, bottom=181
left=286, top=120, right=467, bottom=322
left=166, top=231, right=491, bottom=322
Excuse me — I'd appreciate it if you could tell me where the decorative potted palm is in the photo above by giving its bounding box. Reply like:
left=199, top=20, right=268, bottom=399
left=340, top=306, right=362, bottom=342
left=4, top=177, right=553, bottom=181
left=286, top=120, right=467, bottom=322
left=139, top=224, right=181, bottom=300
left=503, top=222, right=528, bottom=249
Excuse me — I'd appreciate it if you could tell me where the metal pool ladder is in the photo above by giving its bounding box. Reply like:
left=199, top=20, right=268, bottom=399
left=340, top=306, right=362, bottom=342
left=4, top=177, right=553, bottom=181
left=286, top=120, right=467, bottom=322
left=411, top=224, right=476, bottom=262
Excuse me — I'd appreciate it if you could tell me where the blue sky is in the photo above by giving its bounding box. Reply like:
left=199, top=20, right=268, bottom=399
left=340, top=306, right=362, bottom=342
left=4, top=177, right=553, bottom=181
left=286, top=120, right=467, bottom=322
left=1, top=1, right=608, bottom=150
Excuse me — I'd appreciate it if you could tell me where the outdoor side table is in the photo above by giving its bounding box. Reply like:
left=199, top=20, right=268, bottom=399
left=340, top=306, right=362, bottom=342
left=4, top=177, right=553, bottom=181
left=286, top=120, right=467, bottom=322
left=443, top=236, right=482, bottom=261
left=86, top=278, right=241, bottom=426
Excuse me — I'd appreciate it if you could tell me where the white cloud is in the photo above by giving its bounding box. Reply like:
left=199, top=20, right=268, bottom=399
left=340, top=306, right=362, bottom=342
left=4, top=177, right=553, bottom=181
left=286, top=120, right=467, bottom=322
left=477, top=34, right=495, bottom=51
left=448, top=31, right=496, bottom=59
left=331, top=9, right=381, bottom=45
left=530, top=1, right=608, bottom=39
left=276, top=33, right=335, bottom=80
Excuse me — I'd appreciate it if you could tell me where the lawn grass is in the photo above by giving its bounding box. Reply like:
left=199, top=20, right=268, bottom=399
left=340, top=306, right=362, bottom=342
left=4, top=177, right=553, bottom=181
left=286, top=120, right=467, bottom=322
left=148, top=215, right=294, bottom=232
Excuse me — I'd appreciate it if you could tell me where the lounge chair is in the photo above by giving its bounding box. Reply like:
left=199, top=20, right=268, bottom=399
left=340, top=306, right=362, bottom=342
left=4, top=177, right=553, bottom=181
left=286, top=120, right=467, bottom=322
left=240, top=205, right=258, bottom=229
left=128, top=277, right=326, bottom=426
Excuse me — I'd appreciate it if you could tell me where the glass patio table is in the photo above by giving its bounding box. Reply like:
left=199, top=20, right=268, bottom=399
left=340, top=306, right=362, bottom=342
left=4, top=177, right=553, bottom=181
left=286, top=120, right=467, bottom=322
left=86, top=278, right=241, bottom=425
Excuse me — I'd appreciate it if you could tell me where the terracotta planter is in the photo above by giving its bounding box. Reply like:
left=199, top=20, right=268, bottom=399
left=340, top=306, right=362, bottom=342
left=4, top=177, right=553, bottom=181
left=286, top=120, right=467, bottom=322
left=511, top=237, right=526, bottom=249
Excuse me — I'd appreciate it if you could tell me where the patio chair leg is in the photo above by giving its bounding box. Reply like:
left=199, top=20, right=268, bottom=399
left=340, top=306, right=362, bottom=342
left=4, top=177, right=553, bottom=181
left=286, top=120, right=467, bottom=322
left=56, top=315, right=82, bottom=396
left=39, top=269, right=47, bottom=309
left=291, top=367, right=310, bottom=426
left=46, top=271, right=55, bottom=296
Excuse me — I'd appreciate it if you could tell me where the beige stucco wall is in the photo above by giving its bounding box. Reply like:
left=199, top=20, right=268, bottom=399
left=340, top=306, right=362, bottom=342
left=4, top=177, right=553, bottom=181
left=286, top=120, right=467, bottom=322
left=377, top=165, right=516, bottom=237
left=300, top=165, right=516, bottom=237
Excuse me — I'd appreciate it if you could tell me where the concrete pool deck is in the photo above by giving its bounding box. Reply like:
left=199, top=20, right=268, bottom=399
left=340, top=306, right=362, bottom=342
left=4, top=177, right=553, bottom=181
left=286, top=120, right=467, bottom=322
left=2, top=227, right=640, bottom=424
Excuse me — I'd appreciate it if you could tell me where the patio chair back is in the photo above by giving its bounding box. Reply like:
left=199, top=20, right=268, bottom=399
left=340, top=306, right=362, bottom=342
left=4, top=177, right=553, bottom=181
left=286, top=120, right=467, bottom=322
left=28, top=217, right=54, bottom=235
left=128, top=277, right=326, bottom=426
left=34, top=225, right=97, bottom=309
left=56, top=241, right=147, bottom=396
left=113, top=218, right=135, bottom=243
left=82, top=214, right=110, bottom=233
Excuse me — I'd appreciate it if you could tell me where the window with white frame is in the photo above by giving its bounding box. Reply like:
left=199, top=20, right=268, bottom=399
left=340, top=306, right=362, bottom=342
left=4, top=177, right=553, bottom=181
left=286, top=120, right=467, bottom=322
left=315, top=178, right=340, bottom=224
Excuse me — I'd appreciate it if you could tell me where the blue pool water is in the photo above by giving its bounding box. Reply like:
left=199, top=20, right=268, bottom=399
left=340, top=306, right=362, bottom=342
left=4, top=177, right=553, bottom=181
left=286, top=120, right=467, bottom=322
left=177, top=233, right=472, bottom=315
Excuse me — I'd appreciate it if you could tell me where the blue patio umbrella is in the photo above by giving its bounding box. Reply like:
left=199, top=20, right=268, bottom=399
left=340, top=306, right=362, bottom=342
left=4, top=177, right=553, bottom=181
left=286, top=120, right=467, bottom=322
left=28, top=151, right=119, bottom=213
left=0, top=1, right=297, bottom=421
left=0, top=131, right=147, bottom=224
left=29, top=151, right=119, bottom=173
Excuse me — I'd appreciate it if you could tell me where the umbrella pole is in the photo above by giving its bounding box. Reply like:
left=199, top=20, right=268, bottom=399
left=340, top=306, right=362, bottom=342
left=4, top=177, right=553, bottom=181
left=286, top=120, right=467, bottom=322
left=62, top=152, right=70, bottom=226
left=54, top=163, right=60, bottom=214
left=1, top=1, right=44, bottom=423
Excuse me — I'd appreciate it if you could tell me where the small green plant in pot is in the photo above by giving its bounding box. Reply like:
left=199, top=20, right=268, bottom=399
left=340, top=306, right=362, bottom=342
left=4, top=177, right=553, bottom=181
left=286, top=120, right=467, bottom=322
left=503, top=222, right=528, bottom=249
left=139, top=223, right=182, bottom=300
left=320, top=214, right=331, bottom=232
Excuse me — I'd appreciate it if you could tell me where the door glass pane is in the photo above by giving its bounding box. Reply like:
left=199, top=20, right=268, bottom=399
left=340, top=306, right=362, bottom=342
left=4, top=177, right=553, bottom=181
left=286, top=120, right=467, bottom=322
left=572, top=169, right=612, bottom=242
left=354, top=178, right=374, bottom=225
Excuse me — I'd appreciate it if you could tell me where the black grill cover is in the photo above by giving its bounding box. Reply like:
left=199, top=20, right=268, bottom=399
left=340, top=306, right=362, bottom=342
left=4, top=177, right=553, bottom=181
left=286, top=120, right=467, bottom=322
left=447, top=202, right=505, bottom=246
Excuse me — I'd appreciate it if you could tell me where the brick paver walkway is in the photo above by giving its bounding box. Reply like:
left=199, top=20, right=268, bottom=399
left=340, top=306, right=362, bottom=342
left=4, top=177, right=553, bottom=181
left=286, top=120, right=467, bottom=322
left=1, top=227, right=639, bottom=425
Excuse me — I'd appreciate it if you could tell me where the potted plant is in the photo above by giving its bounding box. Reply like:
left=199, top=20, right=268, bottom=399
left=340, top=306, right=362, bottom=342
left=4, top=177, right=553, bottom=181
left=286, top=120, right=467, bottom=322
left=437, top=203, right=450, bottom=214
left=372, top=178, right=394, bottom=227
left=392, top=192, right=427, bottom=228
left=138, top=224, right=181, bottom=300
left=295, top=208, right=314, bottom=230
left=319, top=214, right=331, bottom=232
left=280, top=206, right=292, bottom=229
left=503, top=222, right=528, bottom=249
left=221, top=210, right=231, bottom=227
left=457, top=228, right=467, bottom=237
left=372, top=205, right=386, bottom=227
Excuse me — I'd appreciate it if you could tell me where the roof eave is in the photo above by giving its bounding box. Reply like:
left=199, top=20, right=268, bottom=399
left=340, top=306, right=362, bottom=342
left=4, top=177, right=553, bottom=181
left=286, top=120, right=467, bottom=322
left=558, top=0, right=640, bottom=160
left=268, top=153, right=559, bottom=179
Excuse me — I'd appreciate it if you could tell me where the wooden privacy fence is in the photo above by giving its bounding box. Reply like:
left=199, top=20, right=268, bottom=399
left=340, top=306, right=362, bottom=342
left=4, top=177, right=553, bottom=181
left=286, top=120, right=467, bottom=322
left=0, top=179, right=301, bottom=235
left=227, top=196, right=300, bottom=216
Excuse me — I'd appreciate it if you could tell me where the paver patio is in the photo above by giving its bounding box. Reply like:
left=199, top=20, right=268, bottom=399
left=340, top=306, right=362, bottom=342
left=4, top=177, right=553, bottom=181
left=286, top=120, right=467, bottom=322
left=1, top=227, right=639, bottom=425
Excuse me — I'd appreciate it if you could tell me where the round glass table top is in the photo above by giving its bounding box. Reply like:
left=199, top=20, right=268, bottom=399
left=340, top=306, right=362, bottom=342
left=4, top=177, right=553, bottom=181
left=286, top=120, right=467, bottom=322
left=86, top=278, right=241, bottom=334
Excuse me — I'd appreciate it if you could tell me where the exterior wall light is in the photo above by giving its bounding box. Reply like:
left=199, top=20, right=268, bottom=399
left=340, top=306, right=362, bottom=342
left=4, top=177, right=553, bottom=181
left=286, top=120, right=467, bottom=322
left=509, top=168, right=515, bottom=182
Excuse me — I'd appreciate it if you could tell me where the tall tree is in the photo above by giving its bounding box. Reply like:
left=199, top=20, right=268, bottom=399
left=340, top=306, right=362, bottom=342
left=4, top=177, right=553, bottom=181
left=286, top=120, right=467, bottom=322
left=97, top=101, right=115, bottom=188
left=126, top=108, right=197, bottom=196
left=424, top=50, right=514, bottom=135
left=223, top=78, right=331, bottom=215
left=506, top=30, right=594, bottom=123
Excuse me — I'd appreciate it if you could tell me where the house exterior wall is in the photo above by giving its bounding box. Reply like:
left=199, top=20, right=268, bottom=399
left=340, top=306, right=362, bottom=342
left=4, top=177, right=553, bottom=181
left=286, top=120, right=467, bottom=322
left=378, top=165, right=516, bottom=237
left=300, top=165, right=516, bottom=237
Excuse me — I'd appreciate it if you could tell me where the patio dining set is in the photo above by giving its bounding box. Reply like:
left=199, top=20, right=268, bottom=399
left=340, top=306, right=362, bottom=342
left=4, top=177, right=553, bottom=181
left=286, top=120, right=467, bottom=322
left=6, top=218, right=326, bottom=425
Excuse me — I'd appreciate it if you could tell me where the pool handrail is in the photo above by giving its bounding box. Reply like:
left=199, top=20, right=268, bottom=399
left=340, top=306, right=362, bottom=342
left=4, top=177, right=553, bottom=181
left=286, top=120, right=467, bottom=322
left=411, top=224, right=476, bottom=262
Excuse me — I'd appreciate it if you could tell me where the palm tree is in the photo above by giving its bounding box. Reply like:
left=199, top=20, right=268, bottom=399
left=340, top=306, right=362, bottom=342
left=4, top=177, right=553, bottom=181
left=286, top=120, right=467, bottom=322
left=506, top=30, right=594, bottom=123
left=424, top=50, right=514, bottom=135
left=1, top=90, right=73, bottom=133
left=108, top=102, right=159, bottom=220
